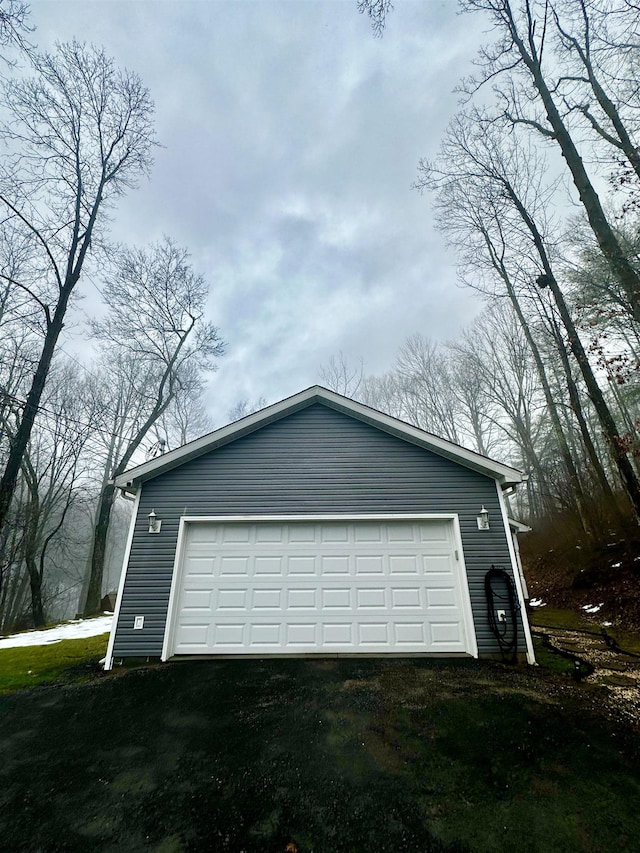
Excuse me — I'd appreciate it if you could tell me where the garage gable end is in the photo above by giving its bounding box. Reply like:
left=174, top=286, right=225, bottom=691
left=110, top=402, right=528, bottom=662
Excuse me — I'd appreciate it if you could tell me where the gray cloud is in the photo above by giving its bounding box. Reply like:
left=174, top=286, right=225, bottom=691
left=30, top=0, right=487, bottom=424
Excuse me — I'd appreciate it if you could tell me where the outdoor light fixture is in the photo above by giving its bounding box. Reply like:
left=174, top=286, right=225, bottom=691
left=477, top=506, right=490, bottom=530
left=148, top=509, right=162, bottom=534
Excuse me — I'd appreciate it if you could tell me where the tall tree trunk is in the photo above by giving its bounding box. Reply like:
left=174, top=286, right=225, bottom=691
left=0, top=292, right=70, bottom=537
left=84, top=480, right=116, bottom=617
left=26, top=555, right=45, bottom=627
left=508, top=289, right=590, bottom=529
left=23, top=490, right=45, bottom=628
left=506, top=6, right=640, bottom=320
left=482, top=229, right=592, bottom=529
left=499, top=175, right=640, bottom=521
left=3, top=567, right=30, bottom=632
left=550, top=319, right=617, bottom=502
left=548, top=277, right=640, bottom=516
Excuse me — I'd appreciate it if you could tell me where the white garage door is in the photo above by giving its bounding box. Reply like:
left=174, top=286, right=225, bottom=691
left=167, top=517, right=476, bottom=657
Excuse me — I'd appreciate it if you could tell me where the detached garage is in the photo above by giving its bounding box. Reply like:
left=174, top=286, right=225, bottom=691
left=105, top=386, right=535, bottom=669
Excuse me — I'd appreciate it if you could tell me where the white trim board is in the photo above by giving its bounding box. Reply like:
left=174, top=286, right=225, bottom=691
left=104, top=488, right=141, bottom=671
left=495, top=482, right=536, bottom=664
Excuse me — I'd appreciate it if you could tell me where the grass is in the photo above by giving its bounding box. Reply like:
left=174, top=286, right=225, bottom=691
left=529, top=606, right=598, bottom=632
left=530, top=606, right=640, bottom=655
left=0, top=633, right=109, bottom=694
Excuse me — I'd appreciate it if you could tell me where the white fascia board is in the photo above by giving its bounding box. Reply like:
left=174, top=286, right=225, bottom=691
left=115, top=385, right=524, bottom=491
left=508, top=518, right=532, bottom=534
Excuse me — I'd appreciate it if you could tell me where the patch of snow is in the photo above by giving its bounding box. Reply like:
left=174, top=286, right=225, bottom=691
left=611, top=562, right=622, bottom=568
left=603, top=621, right=613, bottom=627
left=529, top=598, right=546, bottom=607
left=581, top=603, right=604, bottom=614
left=0, top=615, right=112, bottom=649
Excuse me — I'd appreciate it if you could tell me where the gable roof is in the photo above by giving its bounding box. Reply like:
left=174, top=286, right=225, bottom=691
left=115, top=385, right=524, bottom=492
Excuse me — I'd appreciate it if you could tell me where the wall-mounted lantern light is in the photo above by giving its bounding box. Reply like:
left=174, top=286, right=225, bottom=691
left=477, top=506, right=490, bottom=530
left=148, top=509, right=162, bottom=534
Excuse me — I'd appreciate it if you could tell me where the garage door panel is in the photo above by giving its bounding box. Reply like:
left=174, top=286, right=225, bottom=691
left=322, top=555, right=350, bottom=575
left=354, top=555, right=383, bottom=575
left=217, top=588, right=247, bottom=610
left=249, top=623, right=280, bottom=646
left=286, top=623, right=317, bottom=645
left=171, top=519, right=474, bottom=656
left=221, top=524, right=251, bottom=544
left=322, top=588, right=351, bottom=609
left=394, top=623, right=425, bottom=645
left=289, top=525, right=316, bottom=543
left=322, top=623, right=353, bottom=645
left=356, top=587, right=385, bottom=609
left=288, top=555, right=316, bottom=576
left=255, top=525, right=285, bottom=543
left=181, top=589, right=212, bottom=611
left=320, top=524, right=349, bottom=543
left=429, top=621, right=464, bottom=646
left=252, top=588, right=282, bottom=609
left=354, top=523, right=383, bottom=542
left=358, top=622, right=389, bottom=645
left=184, top=555, right=215, bottom=576
left=287, top=588, right=317, bottom=609
left=219, top=556, right=249, bottom=576
left=418, top=521, right=449, bottom=542
left=255, top=556, right=283, bottom=576
left=214, top=623, right=245, bottom=645
left=390, top=588, right=422, bottom=608
left=426, top=587, right=458, bottom=608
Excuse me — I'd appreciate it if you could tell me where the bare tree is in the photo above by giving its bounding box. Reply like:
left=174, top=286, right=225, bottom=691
left=0, top=40, right=156, bottom=539
left=20, top=363, right=95, bottom=626
left=227, top=397, right=268, bottom=423
left=319, top=352, right=364, bottom=398
left=83, top=238, right=224, bottom=616
left=153, top=390, right=216, bottom=451
left=0, top=359, right=95, bottom=628
left=454, top=304, right=553, bottom=516
left=0, top=1, right=32, bottom=62
left=461, top=0, right=640, bottom=321
left=419, top=110, right=640, bottom=519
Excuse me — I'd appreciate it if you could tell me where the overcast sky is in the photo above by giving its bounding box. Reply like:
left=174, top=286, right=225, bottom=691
left=30, top=0, right=489, bottom=427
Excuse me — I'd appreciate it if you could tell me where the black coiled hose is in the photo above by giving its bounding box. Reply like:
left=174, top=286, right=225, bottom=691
left=485, top=565, right=520, bottom=663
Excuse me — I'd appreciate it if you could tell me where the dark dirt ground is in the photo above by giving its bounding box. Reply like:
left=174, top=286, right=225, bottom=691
left=520, top=519, right=640, bottom=631
left=1, top=657, right=640, bottom=853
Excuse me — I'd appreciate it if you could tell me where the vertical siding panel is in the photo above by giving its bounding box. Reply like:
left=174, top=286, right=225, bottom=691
left=113, top=404, right=523, bottom=658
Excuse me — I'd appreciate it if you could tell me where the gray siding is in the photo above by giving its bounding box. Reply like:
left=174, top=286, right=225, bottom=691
left=113, top=403, right=523, bottom=658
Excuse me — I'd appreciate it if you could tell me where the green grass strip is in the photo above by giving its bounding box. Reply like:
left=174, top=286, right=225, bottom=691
left=0, top=633, right=109, bottom=694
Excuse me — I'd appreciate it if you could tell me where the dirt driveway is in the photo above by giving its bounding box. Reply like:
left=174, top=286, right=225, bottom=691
left=1, top=657, right=639, bottom=853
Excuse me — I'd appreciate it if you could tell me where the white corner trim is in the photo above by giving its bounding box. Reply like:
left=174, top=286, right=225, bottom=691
left=450, top=514, right=479, bottom=659
left=495, top=483, right=536, bottom=664
left=104, top=488, right=141, bottom=670
left=161, top=515, right=189, bottom=662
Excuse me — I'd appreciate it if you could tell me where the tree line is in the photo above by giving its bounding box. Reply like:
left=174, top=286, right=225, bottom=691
left=0, top=8, right=224, bottom=631
left=345, top=0, right=640, bottom=534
